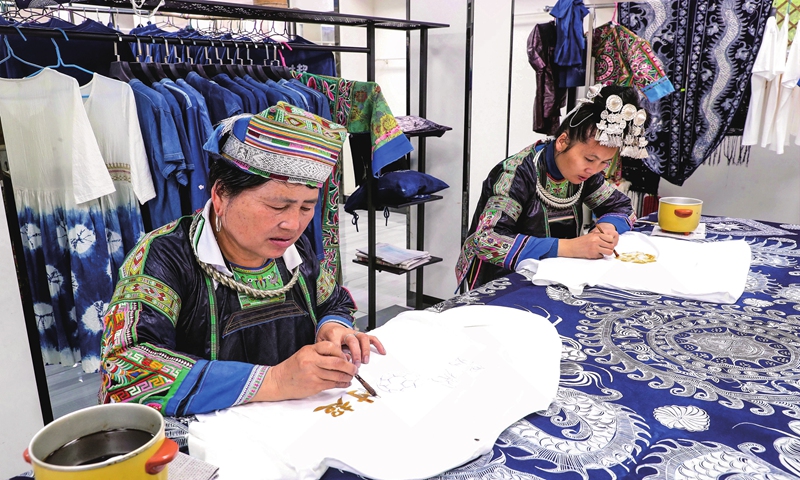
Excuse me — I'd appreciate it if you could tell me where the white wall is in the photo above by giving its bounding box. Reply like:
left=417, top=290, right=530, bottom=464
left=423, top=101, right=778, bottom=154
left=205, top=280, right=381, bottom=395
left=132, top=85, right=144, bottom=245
left=0, top=190, right=43, bottom=478
left=660, top=145, right=800, bottom=224
left=406, top=0, right=470, bottom=299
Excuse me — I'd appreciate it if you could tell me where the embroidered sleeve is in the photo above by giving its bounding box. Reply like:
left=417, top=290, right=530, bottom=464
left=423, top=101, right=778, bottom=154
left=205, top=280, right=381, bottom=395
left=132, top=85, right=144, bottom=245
left=100, top=231, right=271, bottom=416
left=583, top=175, right=636, bottom=232
left=456, top=147, right=557, bottom=284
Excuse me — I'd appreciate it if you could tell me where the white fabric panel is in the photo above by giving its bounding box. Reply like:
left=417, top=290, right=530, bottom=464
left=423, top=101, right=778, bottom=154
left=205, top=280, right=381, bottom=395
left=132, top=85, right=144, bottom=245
left=742, top=16, right=778, bottom=146
left=80, top=74, right=155, bottom=203
left=518, top=232, right=751, bottom=304
left=188, top=305, right=561, bottom=480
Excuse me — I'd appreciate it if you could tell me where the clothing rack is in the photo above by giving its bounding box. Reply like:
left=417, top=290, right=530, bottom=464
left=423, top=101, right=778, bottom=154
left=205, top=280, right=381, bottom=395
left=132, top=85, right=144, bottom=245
left=542, top=1, right=636, bottom=12
left=0, top=23, right=369, bottom=52
left=0, top=0, right=447, bottom=424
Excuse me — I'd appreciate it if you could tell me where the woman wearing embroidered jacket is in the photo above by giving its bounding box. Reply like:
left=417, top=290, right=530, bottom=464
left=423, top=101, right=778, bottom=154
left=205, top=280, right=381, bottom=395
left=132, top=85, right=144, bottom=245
left=456, top=85, right=647, bottom=290
left=100, top=103, right=385, bottom=416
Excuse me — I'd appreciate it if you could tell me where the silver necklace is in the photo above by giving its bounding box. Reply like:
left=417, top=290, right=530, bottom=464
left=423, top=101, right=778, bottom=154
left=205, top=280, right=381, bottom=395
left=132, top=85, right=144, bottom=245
left=533, top=147, right=584, bottom=209
left=189, top=214, right=300, bottom=298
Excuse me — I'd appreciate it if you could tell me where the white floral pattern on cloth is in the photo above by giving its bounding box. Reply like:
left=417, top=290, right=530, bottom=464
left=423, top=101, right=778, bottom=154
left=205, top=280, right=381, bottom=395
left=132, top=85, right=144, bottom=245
left=640, top=439, right=798, bottom=479
left=653, top=405, right=710, bottom=431
left=427, top=452, right=543, bottom=479
left=701, top=217, right=792, bottom=237
left=551, top=286, right=800, bottom=418
left=496, top=387, right=650, bottom=478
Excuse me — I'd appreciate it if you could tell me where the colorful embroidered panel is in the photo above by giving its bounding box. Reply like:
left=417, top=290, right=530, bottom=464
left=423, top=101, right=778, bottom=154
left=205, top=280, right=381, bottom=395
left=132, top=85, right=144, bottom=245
left=110, top=274, right=182, bottom=325
left=121, top=219, right=181, bottom=277
left=231, top=261, right=286, bottom=309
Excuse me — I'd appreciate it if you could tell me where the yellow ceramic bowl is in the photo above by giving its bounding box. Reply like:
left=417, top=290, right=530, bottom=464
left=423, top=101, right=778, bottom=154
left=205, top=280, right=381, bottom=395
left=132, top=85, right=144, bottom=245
left=658, top=197, right=703, bottom=233
left=24, top=403, right=178, bottom=480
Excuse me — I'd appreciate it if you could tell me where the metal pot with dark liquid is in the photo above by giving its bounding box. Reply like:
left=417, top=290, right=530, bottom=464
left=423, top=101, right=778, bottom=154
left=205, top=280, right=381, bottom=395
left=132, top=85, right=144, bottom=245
left=24, top=403, right=178, bottom=480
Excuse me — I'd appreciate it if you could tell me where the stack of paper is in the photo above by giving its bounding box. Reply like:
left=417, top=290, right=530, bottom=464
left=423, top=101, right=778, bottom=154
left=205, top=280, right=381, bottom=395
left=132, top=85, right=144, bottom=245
left=356, top=243, right=431, bottom=270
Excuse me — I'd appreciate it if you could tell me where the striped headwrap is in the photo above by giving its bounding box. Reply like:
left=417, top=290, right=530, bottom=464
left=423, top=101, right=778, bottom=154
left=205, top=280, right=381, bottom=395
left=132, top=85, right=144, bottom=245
left=203, top=102, right=347, bottom=187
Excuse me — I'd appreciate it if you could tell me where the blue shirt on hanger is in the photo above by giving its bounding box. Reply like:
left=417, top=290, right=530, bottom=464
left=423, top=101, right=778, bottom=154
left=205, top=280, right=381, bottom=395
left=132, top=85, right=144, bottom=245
left=287, top=79, right=331, bottom=120
left=161, top=79, right=211, bottom=212
left=267, top=79, right=308, bottom=110
left=213, top=73, right=258, bottom=113
left=129, top=79, right=186, bottom=229
left=244, top=75, right=289, bottom=107
left=233, top=76, right=269, bottom=112
left=184, top=71, right=243, bottom=125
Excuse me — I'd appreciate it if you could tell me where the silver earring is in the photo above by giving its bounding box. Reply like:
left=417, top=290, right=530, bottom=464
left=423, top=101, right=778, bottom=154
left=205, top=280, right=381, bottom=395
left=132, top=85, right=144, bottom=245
left=215, top=214, right=222, bottom=233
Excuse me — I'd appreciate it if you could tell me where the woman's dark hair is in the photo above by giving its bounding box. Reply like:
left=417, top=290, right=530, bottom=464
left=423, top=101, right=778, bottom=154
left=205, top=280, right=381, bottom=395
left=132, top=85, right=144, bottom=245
left=208, top=155, right=270, bottom=199
left=553, top=85, right=644, bottom=151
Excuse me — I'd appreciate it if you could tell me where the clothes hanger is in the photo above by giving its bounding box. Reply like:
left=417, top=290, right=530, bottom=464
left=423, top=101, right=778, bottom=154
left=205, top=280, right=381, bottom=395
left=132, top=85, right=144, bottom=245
left=109, top=34, right=134, bottom=82
left=128, top=36, right=159, bottom=84
left=0, top=33, right=48, bottom=72
left=244, top=43, right=269, bottom=82
left=35, top=30, right=94, bottom=76
left=144, top=36, right=168, bottom=81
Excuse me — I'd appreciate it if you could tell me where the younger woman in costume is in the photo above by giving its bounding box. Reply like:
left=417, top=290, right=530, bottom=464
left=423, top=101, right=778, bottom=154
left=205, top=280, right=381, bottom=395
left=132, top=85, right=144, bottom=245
left=456, top=85, right=647, bottom=289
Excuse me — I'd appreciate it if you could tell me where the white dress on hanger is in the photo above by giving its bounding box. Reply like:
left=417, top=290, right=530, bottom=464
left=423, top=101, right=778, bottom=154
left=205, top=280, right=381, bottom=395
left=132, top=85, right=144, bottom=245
left=80, top=74, right=155, bottom=280
left=742, top=16, right=778, bottom=146
left=0, top=68, right=115, bottom=372
left=760, top=15, right=789, bottom=150
left=778, top=28, right=800, bottom=152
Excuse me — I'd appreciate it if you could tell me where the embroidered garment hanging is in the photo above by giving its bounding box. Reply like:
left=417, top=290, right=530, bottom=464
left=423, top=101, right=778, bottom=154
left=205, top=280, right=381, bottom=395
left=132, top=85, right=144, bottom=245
left=0, top=68, right=116, bottom=372
left=293, top=72, right=413, bottom=302
left=619, top=0, right=774, bottom=185
left=592, top=23, right=675, bottom=102
left=80, top=74, right=155, bottom=283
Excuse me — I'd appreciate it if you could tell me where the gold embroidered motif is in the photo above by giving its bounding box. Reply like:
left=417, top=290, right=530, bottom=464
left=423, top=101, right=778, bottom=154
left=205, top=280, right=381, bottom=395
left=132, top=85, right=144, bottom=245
left=618, top=252, right=657, bottom=264
left=313, top=397, right=354, bottom=417
left=346, top=390, right=374, bottom=403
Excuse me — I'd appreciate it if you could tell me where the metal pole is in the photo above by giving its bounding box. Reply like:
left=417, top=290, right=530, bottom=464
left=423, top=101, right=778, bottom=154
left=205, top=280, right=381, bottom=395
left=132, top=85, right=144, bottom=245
left=366, top=21, right=377, bottom=330
left=505, top=0, right=515, bottom=159
left=414, top=27, right=428, bottom=310
left=460, top=0, right=475, bottom=293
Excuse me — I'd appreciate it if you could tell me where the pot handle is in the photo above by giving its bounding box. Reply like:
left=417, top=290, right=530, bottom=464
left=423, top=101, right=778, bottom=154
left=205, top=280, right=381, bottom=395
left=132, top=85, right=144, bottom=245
left=145, top=438, right=179, bottom=475
left=674, top=209, right=694, bottom=218
left=23, top=448, right=31, bottom=464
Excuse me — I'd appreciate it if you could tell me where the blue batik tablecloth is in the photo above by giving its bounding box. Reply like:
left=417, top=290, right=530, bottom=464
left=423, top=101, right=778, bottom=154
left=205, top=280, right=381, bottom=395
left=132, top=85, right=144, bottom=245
left=324, top=214, right=800, bottom=479
left=13, top=215, right=800, bottom=480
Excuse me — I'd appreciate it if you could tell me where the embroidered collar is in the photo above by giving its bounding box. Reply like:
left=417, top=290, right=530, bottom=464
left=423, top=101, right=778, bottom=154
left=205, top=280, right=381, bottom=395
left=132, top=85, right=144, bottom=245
left=196, top=200, right=302, bottom=279
left=543, top=140, right=565, bottom=181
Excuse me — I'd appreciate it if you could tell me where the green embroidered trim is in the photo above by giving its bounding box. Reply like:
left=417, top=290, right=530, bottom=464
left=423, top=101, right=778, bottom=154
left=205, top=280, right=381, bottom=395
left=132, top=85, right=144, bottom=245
left=545, top=176, right=571, bottom=198
left=109, top=275, right=181, bottom=326
left=297, top=275, right=318, bottom=327
left=121, top=219, right=183, bottom=277
left=584, top=182, right=616, bottom=210
left=231, top=260, right=286, bottom=309
left=495, top=145, right=535, bottom=197
left=204, top=275, right=218, bottom=361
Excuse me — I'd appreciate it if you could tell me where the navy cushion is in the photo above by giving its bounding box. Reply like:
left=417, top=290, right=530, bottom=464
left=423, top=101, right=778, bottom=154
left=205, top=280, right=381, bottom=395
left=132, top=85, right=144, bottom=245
left=345, top=171, right=449, bottom=213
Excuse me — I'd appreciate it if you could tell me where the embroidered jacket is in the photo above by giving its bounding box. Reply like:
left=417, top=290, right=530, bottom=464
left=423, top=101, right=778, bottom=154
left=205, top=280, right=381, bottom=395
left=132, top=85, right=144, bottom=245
left=99, top=203, right=356, bottom=416
left=456, top=141, right=635, bottom=289
left=592, top=23, right=675, bottom=102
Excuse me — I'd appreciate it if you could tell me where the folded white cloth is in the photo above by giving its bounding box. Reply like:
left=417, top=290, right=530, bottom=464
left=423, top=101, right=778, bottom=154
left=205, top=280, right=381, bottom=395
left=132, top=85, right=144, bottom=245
left=518, top=232, right=751, bottom=304
left=188, top=305, right=561, bottom=480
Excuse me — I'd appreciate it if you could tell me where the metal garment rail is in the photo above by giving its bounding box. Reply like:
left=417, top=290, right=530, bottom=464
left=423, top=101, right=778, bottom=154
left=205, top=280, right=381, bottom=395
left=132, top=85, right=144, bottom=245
left=77, top=0, right=449, bottom=30
left=0, top=24, right=370, bottom=52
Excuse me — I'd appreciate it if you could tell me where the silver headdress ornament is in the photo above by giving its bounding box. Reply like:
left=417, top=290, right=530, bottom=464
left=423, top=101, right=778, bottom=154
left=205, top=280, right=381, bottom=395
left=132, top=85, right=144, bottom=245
left=566, top=84, right=649, bottom=159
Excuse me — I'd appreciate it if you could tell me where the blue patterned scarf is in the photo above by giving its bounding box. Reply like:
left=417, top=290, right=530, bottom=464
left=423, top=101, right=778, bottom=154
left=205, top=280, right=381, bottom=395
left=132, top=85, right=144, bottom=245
left=620, top=0, right=774, bottom=185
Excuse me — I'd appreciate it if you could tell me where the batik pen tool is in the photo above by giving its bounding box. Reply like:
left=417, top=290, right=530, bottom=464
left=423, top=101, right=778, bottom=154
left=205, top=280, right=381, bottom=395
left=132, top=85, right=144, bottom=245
left=595, top=225, right=619, bottom=258
left=354, top=373, right=378, bottom=397
left=342, top=345, right=378, bottom=397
